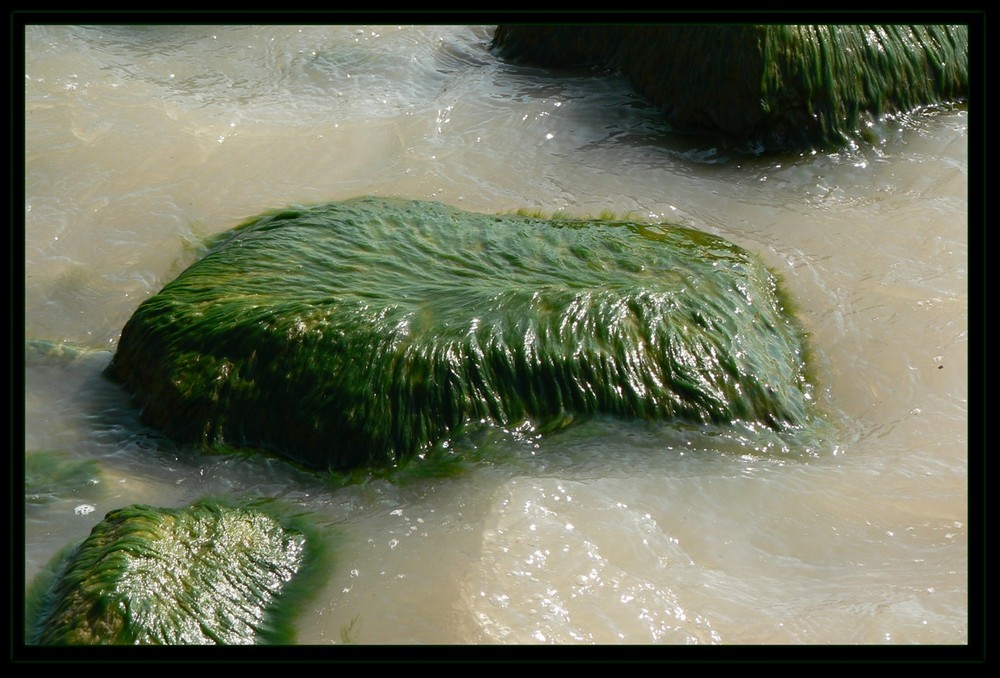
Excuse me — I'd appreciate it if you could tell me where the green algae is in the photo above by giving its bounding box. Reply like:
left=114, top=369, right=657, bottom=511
left=27, top=499, right=328, bottom=645
left=107, top=196, right=815, bottom=471
left=753, top=25, right=968, bottom=149
left=491, top=24, right=968, bottom=152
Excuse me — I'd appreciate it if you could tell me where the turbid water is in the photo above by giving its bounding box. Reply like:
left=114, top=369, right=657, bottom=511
left=22, top=25, right=970, bottom=646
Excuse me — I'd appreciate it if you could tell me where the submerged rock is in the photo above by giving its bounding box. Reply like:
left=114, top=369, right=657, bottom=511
left=24, top=450, right=102, bottom=507
left=25, top=339, right=113, bottom=369
left=491, top=25, right=969, bottom=152
left=27, top=500, right=322, bottom=645
left=107, top=196, right=813, bottom=470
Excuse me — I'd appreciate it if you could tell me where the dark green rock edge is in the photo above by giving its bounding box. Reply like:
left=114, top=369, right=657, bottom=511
left=26, top=500, right=326, bottom=645
left=107, top=196, right=814, bottom=471
left=491, top=25, right=969, bottom=152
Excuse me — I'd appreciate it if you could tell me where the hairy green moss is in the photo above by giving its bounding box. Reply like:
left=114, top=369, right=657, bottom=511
left=108, top=197, right=815, bottom=471
left=27, top=499, right=327, bottom=645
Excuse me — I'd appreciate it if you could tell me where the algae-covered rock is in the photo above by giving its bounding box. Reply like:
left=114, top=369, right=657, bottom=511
left=107, top=196, right=812, bottom=470
left=491, top=25, right=969, bottom=152
left=27, top=500, right=322, bottom=645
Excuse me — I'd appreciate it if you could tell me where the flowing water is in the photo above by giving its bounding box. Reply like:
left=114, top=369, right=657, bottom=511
left=22, top=25, right=970, bottom=646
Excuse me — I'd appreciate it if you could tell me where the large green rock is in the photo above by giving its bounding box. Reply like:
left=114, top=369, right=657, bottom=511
left=27, top=501, right=322, bottom=645
left=106, top=197, right=813, bottom=470
left=491, top=25, right=969, bottom=152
